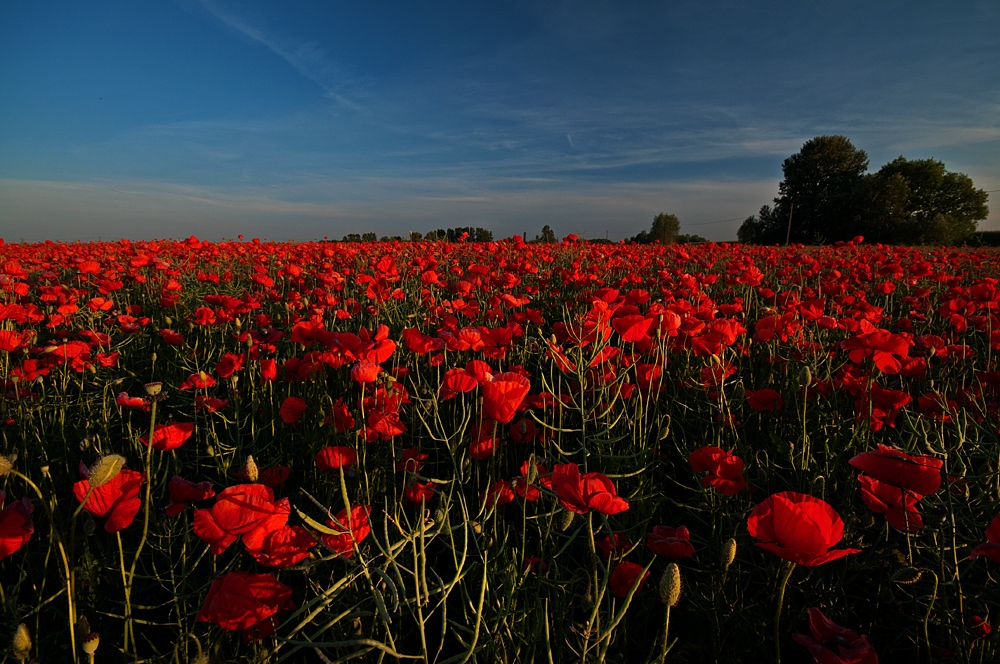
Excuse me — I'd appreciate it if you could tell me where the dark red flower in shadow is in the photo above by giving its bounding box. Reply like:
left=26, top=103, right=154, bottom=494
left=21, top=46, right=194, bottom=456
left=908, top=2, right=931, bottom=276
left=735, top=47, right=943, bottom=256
left=689, top=446, right=746, bottom=497
left=969, top=516, right=1000, bottom=563
left=197, top=571, right=295, bottom=640
left=165, top=476, right=215, bottom=518
left=857, top=476, right=922, bottom=532
left=141, top=422, right=195, bottom=451
left=791, top=607, right=878, bottom=664
left=646, top=526, right=695, bottom=558
left=609, top=561, right=650, bottom=598
left=0, top=491, right=33, bottom=560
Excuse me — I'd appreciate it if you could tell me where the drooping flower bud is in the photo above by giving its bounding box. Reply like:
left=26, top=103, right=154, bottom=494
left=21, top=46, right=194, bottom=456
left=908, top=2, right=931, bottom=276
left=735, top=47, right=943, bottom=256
left=0, top=454, right=13, bottom=477
left=243, top=455, right=259, bottom=482
left=892, top=567, right=924, bottom=585
left=12, top=623, right=31, bottom=661
left=721, top=538, right=737, bottom=571
left=88, top=455, right=126, bottom=488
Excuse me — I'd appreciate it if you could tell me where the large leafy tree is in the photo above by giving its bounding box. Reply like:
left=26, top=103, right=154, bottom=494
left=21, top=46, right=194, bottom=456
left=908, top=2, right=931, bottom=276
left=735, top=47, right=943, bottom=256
left=874, top=157, right=989, bottom=244
left=739, top=136, right=989, bottom=245
left=632, top=213, right=681, bottom=244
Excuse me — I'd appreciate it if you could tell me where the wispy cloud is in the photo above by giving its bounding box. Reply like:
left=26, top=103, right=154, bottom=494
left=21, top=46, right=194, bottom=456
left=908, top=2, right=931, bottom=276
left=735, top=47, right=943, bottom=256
left=196, top=0, right=366, bottom=109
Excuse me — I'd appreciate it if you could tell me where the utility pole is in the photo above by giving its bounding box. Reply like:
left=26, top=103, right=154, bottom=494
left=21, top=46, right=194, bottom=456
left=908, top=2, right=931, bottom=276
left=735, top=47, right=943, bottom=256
left=784, top=203, right=795, bottom=245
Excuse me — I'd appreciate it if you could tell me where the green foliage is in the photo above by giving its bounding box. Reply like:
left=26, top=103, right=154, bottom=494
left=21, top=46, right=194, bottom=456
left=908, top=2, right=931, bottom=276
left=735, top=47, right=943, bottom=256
left=739, top=136, right=990, bottom=245
left=631, top=213, right=682, bottom=244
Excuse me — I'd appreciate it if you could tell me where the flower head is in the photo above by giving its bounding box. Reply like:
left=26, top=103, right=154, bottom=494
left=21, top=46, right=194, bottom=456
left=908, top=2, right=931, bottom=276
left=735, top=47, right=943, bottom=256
left=747, top=492, right=861, bottom=567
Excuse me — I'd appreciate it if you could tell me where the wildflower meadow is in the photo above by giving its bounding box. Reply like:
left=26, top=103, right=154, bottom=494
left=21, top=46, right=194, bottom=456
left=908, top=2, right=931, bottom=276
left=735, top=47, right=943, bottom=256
left=0, top=235, right=998, bottom=663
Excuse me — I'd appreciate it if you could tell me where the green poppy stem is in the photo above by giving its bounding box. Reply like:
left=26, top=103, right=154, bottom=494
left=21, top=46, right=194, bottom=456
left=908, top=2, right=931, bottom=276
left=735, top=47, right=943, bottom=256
left=774, top=561, right=796, bottom=664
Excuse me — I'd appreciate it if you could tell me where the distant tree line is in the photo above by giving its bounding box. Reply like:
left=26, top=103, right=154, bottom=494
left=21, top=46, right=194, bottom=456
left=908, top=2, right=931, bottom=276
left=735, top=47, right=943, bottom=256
left=738, top=135, right=990, bottom=245
left=342, top=227, right=495, bottom=243
left=628, top=213, right=707, bottom=244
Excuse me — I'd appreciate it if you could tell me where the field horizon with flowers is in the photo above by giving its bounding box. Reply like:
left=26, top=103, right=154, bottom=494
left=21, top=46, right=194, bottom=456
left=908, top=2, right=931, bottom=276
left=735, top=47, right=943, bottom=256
left=0, top=235, right=998, bottom=663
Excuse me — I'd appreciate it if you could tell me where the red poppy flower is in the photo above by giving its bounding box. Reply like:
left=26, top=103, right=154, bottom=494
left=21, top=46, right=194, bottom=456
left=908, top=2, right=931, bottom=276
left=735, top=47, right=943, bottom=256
left=857, top=476, right=923, bottom=532
left=350, top=359, right=381, bottom=383
left=0, top=492, right=34, bottom=560
left=484, top=480, right=516, bottom=507
left=215, top=352, right=244, bottom=378
left=192, top=509, right=239, bottom=555
left=141, top=422, right=195, bottom=451
left=549, top=463, right=629, bottom=516
left=165, top=476, right=215, bottom=518
left=646, top=526, right=696, bottom=558
left=194, top=484, right=290, bottom=555
left=73, top=468, right=145, bottom=533
left=404, top=481, right=436, bottom=504
left=746, top=388, right=783, bottom=412
left=469, top=419, right=497, bottom=460
left=315, top=446, right=357, bottom=471
left=747, top=492, right=861, bottom=567
left=327, top=397, right=355, bottom=432
left=319, top=505, right=372, bottom=557
left=396, top=447, right=427, bottom=473
left=849, top=444, right=942, bottom=495
left=689, top=446, right=746, bottom=497
left=612, top=314, right=653, bottom=343
left=482, top=372, right=531, bottom=423
left=279, top=396, right=307, bottom=424
left=596, top=533, right=633, bottom=559
left=116, top=392, right=150, bottom=411
left=233, top=465, right=291, bottom=488
left=609, top=561, right=650, bottom=598
left=791, top=607, right=878, bottom=664
left=969, top=516, right=1000, bottom=563
left=197, top=571, right=295, bottom=638
left=250, top=525, right=317, bottom=567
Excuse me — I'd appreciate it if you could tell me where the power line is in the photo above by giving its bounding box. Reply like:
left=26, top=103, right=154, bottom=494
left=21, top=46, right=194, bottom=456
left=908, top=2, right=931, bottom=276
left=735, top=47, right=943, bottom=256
left=685, top=216, right=747, bottom=227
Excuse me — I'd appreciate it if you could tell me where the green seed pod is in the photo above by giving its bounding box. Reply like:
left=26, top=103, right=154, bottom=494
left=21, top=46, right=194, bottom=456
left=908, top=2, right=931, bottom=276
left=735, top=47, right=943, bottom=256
left=892, top=567, right=923, bottom=585
left=0, top=454, right=12, bottom=477
left=799, top=366, right=812, bottom=387
left=659, top=563, right=681, bottom=606
left=526, top=455, right=538, bottom=485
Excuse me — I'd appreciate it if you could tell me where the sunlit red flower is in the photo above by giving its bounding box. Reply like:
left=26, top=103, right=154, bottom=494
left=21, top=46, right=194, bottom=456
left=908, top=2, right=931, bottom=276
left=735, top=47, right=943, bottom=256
left=405, top=481, right=436, bottom=504
left=73, top=467, right=145, bottom=533
left=315, top=446, right=357, bottom=471
left=791, top=607, right=878, bottom=664
left=482, top=372, right=531, bottom=423
left=747, top=492, right=861, bottom=567
left=484, top=480, right=516, bottom=507
left=549, top=463, right=629, bottom=516
left=689, top=446, right=746, bottom=497
left=141, top=422, right=195, bottom=451
left=250, top=525, right=316, bottom=567
left=319, top=505, right=372, bottom=558
left=609, top=561, right=650, bottom=598
left=646, top=526, right=695, bottom=558
left=849, top=444, right=942, bottom=495
left=350, top=359, right=381, bottom=383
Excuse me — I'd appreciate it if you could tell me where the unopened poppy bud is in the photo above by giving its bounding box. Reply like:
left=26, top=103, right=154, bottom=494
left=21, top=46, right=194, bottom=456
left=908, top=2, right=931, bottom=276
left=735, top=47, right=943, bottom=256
left=81, top=632, right=99, bottom=656
left=659, top=563, right=681, bottom=606
left=721, top=538, right=737, bottom=571
left=205, top=445, right=215, bottom=457
left=519, top=419, right=528, bottom=435
left=12, top=623, right=31, bottom=661
left=892, top=567, right=923, bottom=585
left=83, top=514, right=96, bottom=536
left=658, top=425, right=670, bottom=441
left=88, top=455, right=126, bottom=488
left=526, top=459, right=538, bottom=486
left=164, top=316, right=172, bottom=326
left=0, top=454, right=13, bottom=477
left=560, top=510, right=575, bottom=532
left=76, top=616, right=91, bottom=640
left=470, top=521, right=482, bottom=535
left=144, top=381, right=162, bottom=396
left=243, top=455, right=259, bottom=482
left=234, top=317, right=242, bottom=330
left=799, top=366, right=812, bottom=387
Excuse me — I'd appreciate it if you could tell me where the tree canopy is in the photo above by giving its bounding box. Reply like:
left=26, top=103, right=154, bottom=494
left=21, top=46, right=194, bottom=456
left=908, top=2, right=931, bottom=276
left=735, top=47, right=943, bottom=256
left=738, top=136, right=989, bottom=245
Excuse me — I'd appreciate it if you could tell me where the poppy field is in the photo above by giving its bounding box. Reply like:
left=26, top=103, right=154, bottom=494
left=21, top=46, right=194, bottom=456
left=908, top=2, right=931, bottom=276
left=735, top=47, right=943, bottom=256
left=0, top=235, right=999, bottom=663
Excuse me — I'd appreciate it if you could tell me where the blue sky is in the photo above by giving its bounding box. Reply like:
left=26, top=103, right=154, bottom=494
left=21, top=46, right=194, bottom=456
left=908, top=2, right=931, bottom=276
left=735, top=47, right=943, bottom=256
left=1, top=1, right=997, bottom=242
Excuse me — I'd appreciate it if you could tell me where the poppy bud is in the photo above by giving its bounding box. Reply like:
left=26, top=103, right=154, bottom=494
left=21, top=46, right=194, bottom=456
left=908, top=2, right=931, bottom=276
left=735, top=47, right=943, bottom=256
left=0, top=454, right=12, bottom=477
left=471, top=521, right=482, bottom=535
left=892, top=567, right=923, bottom=585
left=526, top=458, right=538, bottom=486
left=243, top=455, right=259, bottom=482
left=83, top=514, right=96, bottom=536
left=81, top=632, right=99, bottom=656
left=799, top=366, right=812, bottom=387
left=659, top=563, right=681, bottom=606
left=88, top=455, right=126, bottom=488
left=12, top=623, right=31, bottom=661
left=721, top=538, right=737, bottom=571
left=164, top=316, right=172, bottom=326
left=206, top=445, right=215, bottom=457
left=560, top=510, right=575, bottom=532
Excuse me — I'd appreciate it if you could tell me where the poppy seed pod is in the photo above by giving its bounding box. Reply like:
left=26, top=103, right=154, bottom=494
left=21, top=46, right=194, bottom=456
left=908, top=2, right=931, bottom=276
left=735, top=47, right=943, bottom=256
left=659, top=563, right=681, bottom=606
left=81, top=632, right=100, bottom=655
left=88, top=454, right=126, bottom=488
left=144, top=381, right=163, bottom=396
left=0, top=454, right=12, bottom=477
